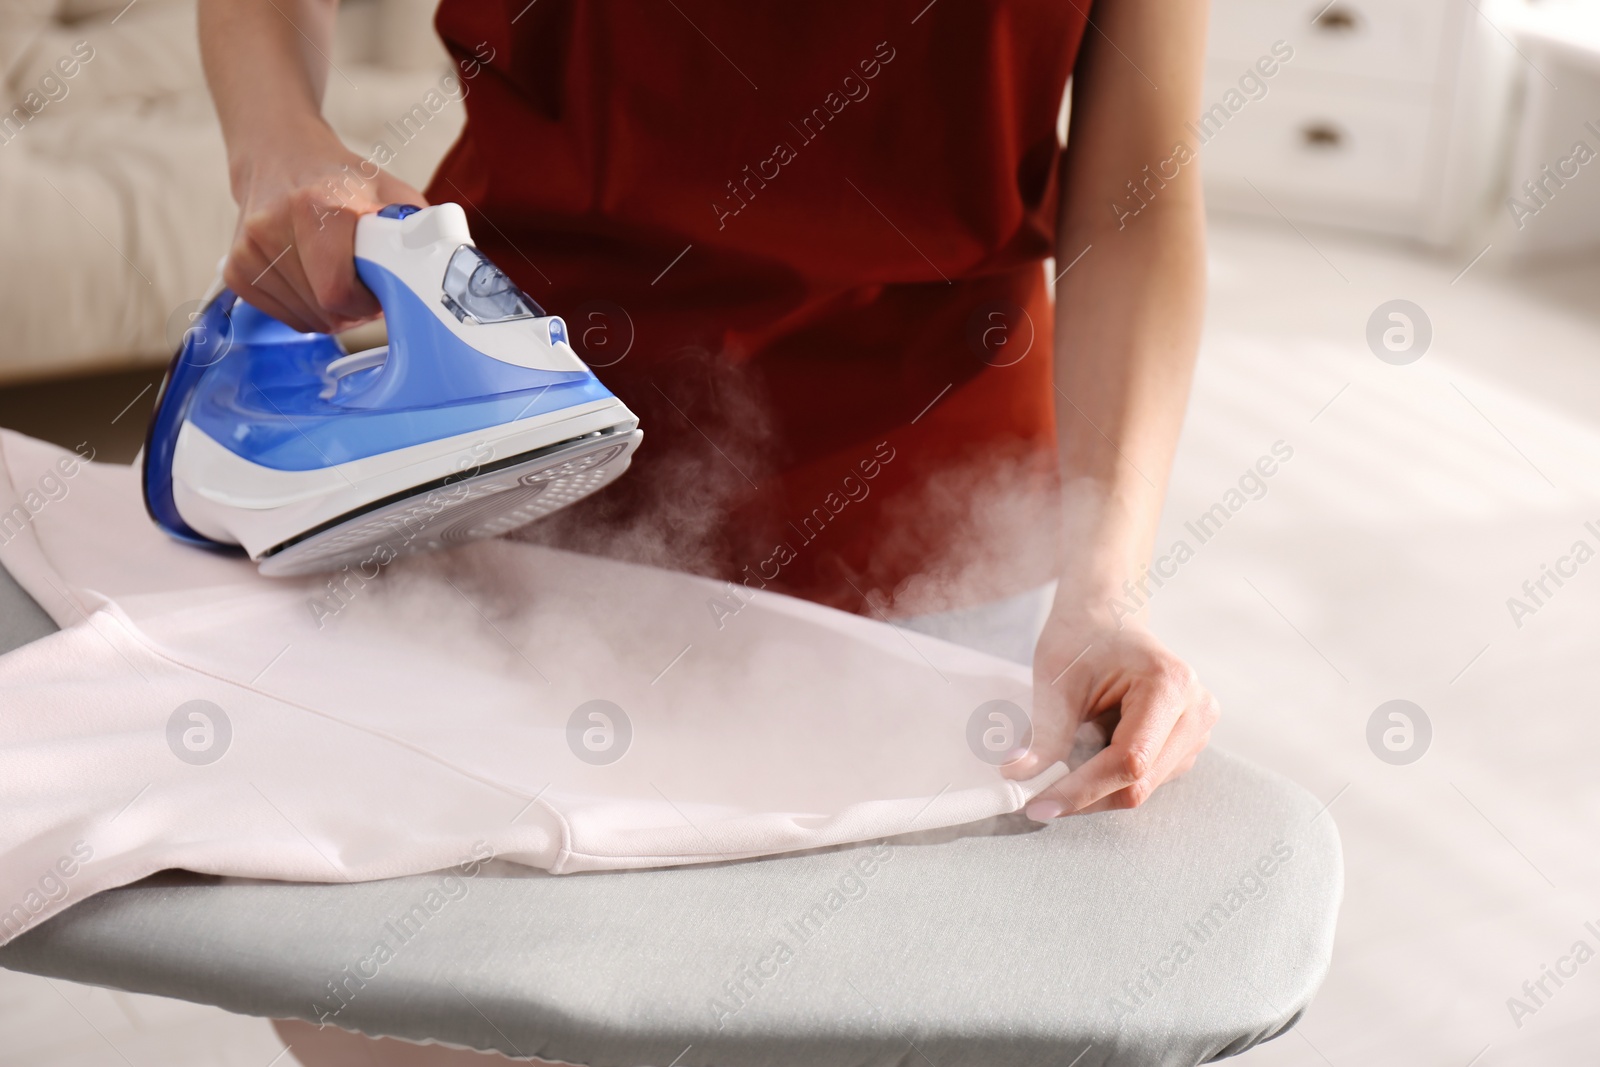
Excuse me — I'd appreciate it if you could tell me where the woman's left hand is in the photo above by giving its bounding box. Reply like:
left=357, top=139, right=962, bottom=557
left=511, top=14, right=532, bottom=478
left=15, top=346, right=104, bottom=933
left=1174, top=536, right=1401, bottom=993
left=1003, top=601, right=1219, bottom=818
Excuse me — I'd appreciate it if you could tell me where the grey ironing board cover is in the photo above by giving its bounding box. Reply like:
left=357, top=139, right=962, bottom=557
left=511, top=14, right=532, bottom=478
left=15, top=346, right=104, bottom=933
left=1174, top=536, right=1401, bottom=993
left=0, top=561, right=1343, bottom=1067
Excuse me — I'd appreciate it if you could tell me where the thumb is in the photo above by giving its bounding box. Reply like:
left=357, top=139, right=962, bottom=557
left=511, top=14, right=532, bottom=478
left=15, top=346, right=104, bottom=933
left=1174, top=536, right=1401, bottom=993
left=1002, top=636, right=1084, bottom=781
left=376, top=172, right=429, bottom=209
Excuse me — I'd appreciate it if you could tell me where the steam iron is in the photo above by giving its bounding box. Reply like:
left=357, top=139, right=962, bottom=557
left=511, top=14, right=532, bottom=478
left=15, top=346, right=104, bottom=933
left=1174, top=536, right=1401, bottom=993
left=142, top=203, right=642, bottom=577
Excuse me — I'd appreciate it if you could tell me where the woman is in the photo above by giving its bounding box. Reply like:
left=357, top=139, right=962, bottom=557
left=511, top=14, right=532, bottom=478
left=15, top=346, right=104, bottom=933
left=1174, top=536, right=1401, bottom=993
left=199, top=0, right=1217, bottom=826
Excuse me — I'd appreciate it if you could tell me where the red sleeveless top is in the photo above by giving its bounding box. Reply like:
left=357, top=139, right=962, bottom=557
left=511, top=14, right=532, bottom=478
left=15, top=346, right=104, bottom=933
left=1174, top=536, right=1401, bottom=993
left=427, top=1, right=1089, bottom=613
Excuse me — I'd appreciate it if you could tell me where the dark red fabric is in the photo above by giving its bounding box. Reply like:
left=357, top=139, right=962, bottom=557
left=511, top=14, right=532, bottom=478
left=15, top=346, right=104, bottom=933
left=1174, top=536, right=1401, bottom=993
left=426, top=1, right=1089, bottom=612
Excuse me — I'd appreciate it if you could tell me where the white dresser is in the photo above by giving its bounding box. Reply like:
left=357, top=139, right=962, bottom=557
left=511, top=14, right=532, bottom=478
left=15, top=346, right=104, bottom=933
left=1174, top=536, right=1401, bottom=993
left=1497, top=0, right=1600, bottom=257
left=1200, top=0, right=1521, bottom=246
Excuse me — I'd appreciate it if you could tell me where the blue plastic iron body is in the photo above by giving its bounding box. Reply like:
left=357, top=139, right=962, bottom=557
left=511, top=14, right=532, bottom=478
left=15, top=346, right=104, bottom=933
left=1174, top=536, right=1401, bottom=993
left=143, top=217, right=630, bottom=559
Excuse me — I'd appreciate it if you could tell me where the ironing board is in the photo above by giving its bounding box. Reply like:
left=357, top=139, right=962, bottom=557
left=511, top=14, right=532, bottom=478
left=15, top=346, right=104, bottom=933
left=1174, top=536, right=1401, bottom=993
left=0, top=561, right=1343, bottom=1067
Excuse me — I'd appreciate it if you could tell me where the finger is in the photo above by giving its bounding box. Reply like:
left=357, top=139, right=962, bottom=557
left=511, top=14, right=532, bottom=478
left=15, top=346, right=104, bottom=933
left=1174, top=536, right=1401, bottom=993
left=1075, top=716, right=1212, bottom=814
left=1160, top=715, right=1213, bottom=785
left=256, top=235, right=340, bottom=334
left=1080, top=692, right=1218, bottom=815
left=1006, top=635, right=1094, bottom=780
left=225, top=234, right=328, bottom=335
left=223, top=250, right=318, bottom=335
left=1019, top=706, right=1117, bottom=820
left=1140, top=692, right=1216, bottom=788
left=1058, top=706, right=1116, bottom=774
left=376, top=172, right=429, bottom=209
left=232, top=207, right=334, bottom=332
left=1039, top=671, right=1190, bottom=815
left=1008, top=661, right=1070, bottom=780
left=1020, top=709, right=1123, bottom=818
left=291, top=192, right=379, bottom=326
left=236, top=285, right=317, bottom=336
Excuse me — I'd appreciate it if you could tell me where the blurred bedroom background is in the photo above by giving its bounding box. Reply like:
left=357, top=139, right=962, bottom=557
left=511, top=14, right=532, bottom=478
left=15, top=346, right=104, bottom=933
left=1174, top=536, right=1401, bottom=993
left=4, top=0, right=1598, bottom=457
left=0, top=0, right=454, bottom=456
left=5, top=1, right=1600, bottom=1065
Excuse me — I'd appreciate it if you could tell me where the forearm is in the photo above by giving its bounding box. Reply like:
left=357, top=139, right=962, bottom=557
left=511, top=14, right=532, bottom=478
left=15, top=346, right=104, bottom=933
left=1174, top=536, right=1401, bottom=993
left=199, top=0, right=425, bottom=332
left=198, top=0, right=342, bottom=191
left=1045, top=0, right=1209, bottom=614
left=1052, top=189, right=1205, bottom=608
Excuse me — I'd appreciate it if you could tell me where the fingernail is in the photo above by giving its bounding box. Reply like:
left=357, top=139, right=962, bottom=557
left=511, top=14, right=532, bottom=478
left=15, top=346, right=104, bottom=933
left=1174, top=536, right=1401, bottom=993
left=1025, top=799, right=1064, bottom=822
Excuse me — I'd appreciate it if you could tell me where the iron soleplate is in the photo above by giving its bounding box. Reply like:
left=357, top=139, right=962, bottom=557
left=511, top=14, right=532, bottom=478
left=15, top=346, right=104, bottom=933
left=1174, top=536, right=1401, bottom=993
left=257, top=427, right=641, bottom=577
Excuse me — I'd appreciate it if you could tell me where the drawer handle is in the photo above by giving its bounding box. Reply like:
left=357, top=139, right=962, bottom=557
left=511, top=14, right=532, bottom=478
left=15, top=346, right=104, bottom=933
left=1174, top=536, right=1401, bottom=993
left=1311, top=3, right=1360, bottom=32
left=1299, top=122, right=1345, bottom=149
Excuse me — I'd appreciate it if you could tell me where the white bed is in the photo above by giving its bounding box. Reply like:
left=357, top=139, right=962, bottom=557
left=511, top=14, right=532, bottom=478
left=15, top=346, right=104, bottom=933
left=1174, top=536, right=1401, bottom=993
left=0, top=0, right=456, bottom=385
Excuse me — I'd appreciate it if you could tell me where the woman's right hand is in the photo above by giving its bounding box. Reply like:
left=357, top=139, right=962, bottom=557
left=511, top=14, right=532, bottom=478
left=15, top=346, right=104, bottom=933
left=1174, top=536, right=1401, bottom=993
left=221, top=123, right=428, bottom=336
